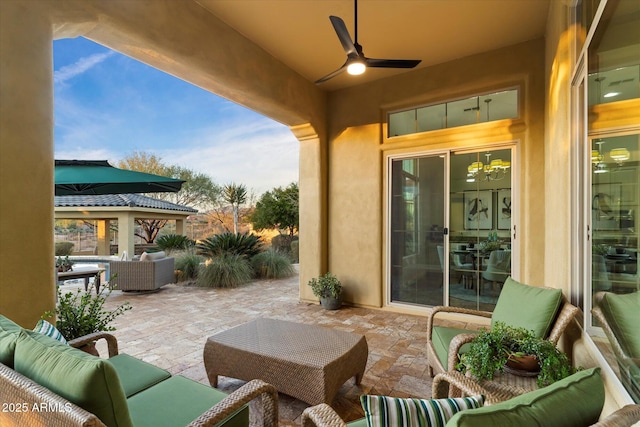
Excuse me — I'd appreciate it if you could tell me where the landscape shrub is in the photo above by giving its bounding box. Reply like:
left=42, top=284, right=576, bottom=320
left=174, top=251, right=203, bottom=281
left=55, top=241, right=75, bottom=256
left=196, top=254, right=253, bottom=288
left=196, top=232, right=262, bottom=259
left=251, top=249, right=295, bottom=279
left=156, top=234, right=194, bottom=253
left=290, top=240, right=299, bottom=263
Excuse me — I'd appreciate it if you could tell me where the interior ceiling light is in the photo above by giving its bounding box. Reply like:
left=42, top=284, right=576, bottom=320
left=466, top=153, right=510, bottom=182
left=603, top=92, right=620, bottom=98
left=315, top=0, right=421, bottom=83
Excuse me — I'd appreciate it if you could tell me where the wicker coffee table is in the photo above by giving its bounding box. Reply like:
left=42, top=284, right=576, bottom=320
left=203, top=318, right=368, bottom=405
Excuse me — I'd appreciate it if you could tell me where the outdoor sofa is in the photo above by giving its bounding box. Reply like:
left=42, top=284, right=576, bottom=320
left=0, top=314, right=278, bottom=427
left=109, top=251, right=175, bottom=292
left=301, top=368, right=640, bottom=426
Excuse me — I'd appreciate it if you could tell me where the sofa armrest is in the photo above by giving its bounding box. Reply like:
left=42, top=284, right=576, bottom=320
left=426, top=306, right=492, bottom=342
left=301, top=403, right=348, bottom=427
left=591, top=404, right=640, bottom=427
left=187, top=379, right=278, bottom=427
left=68, top=332, right=119, bottom=358
left=448, top=333, right=481, bottom=371
left=0, top=362, right=106, bottom=427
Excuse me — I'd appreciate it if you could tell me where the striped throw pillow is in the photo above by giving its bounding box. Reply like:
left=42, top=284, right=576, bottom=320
left=361, top=394, right=485, bottom=427
left=33, top=319, right=68, bottom=344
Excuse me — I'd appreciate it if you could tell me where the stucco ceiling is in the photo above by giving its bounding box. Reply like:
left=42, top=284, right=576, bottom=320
left=196, top=0, right=551, bottom=91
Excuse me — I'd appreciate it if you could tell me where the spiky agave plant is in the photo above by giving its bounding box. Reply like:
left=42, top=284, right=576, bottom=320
left=196, top=232, right=262, bottom=259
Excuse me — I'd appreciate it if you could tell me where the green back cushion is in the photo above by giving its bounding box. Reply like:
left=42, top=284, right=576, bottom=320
left=446, top=367, right=604, bottom=427
left=107, top=353, right=171, bottom=397
left=14, top=330, right=133, bottom=427
left=0, top=314, right=22, bottom=368
left=361, top=394, right=485, bottom=427
left=127, top=375, right=249, bottom=427
left=491, top=277, right=562, bottom=338
left=601, top=292, right=640, bottom=358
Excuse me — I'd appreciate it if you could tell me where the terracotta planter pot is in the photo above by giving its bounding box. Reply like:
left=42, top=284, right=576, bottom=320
left=506, top=354, right=539, bottom=372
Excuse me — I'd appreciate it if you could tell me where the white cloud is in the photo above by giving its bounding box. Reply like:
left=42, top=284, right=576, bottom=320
left=54, top=51, right=115, bottom=85
left=160, top=120, right=299, bottom=195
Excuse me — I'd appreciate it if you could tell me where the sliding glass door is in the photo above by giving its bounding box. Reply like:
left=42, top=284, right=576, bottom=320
left=389, top=147, right=514, bottom=309
left=389, top=156, right=446, bottom=307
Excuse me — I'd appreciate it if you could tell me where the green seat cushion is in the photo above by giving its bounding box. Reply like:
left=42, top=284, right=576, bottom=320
left=0, top=314, right=22, bottom=368
left=108, top=353, right=171, bottom=397
left=347, top=418, right=369, bottom=427
left=600, top=292, right=640, bottom=358
left=446, top=367, right=604, bottom=427
left=491, top=277, right=562, bottom=338
left=127, top=375, right=249, bottom=427
left=14, top=330, right=133, bottom=427
left=432, top=326, right=478, bottom=369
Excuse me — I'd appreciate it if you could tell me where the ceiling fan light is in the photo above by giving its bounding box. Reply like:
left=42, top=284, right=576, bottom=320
left=347, top=60, right=366, bottom=75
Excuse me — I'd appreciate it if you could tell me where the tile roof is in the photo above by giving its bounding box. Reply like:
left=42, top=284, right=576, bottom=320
left=54, top=193, right=198, bottom=213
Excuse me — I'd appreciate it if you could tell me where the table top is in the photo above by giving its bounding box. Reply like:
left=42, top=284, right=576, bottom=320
left=57, top=268, right=104, bottom=279
left=207, top=318, right=366, bottom=366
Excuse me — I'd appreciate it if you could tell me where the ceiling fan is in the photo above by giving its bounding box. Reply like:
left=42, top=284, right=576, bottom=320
left=315, top=0, right=422, bottom=84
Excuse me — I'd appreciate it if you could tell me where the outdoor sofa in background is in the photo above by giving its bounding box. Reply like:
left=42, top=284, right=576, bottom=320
left=109, top=251, right=175, bottom=292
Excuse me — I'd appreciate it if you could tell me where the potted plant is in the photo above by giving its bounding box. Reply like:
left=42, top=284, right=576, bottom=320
left=43, top=283, right=131, bottom=355
left=55, top=255, right=74, bottom=272
left=307, top=272, right=343, bottom=310
left=456, top=321, right=576, bottom=387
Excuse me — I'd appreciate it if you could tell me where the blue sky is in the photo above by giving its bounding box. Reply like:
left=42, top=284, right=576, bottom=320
left=53, top=37, right=299, bottom=196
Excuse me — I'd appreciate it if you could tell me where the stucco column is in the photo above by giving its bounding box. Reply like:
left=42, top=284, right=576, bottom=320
left=117, top=213, right=135, bottom=259
left=176, top=219, right=185, bottom=236
left=96, top=219, right=111, bottom=255
left=291, top=124, right=327, bottom=301
left=0, top=2, right=55, bottom=327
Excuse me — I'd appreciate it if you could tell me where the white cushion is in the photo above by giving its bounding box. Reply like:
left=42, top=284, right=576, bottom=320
left=140, top=251, right=166, bottom=261
left=33, top=319, right=68, bottom=344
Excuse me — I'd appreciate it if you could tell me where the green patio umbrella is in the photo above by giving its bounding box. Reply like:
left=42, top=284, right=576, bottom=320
left=55, top=160, right=185, bottom=196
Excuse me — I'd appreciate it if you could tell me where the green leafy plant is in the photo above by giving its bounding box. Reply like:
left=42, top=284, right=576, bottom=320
left=156, top=234, right=194, bottom=252
left=196, top=232, right=263, bottom=259
left=196, top=253, right=253, bottom=288
left=251, top=249, right=295, bottom=279
left=43, top=285, right=132, bottom=341
left=307, top=272, right=342, bottom=299
left=456, top=321, right=576, bottom=387
left=55, top=256, right=74, bottom=272
left=55, top=241, right=75, bottom=256
left=174, top=251, right=203, bottom=281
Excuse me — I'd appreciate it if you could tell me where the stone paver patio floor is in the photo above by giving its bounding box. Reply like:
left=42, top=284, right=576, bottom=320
left=87, top=267, right=453, bottom=426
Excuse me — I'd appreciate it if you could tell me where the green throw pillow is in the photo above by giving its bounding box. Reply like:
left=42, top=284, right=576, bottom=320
left=446, top=367, right=604, bottom=427
left=491, top=277, right=562, bottom=338
left=33, top=319, right=68, bottom=344
left=361, top=394, right=485, bottom=427
left=0, top=314, right=22, bottom=368
left=601, top=292, right=640, bottom=358
left=14, top=330, right=133, bottom=427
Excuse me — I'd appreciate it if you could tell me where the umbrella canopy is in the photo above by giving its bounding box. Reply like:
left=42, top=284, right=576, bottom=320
left=55, top=160, right=185, bottom=196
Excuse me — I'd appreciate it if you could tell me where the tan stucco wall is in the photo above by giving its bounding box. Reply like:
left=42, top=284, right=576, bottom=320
left=0, top=2, right=56, bottom=327
left=303, top=39, right=547, bottom=308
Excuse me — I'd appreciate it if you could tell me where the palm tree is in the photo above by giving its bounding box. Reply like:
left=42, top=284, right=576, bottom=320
left=222, top=183, right=247, bottom=234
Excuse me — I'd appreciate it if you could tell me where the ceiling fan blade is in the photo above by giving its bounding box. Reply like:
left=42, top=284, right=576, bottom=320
left=329, top=16, right=358, bottom=57
left=365, top=58, right=422, bottom=69
left=315, top=61, right=348, bottom=84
